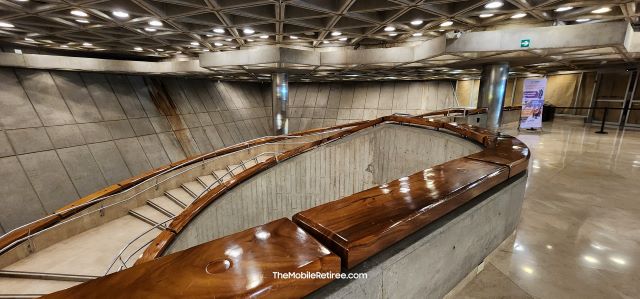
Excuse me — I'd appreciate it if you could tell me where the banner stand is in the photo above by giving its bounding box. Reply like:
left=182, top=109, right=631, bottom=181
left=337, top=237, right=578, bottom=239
left=518, top=78, right=547, bottom=131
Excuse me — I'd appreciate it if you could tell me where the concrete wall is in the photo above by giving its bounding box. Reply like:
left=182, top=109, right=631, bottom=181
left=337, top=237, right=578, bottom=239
left=0, top=67, right=271, bottom=233
left=165, top=124, right=481, bottom=254
left=309, top=174, right=527, bottom=299
left=0, top=67, right=460, bottom=234
left=286, top=81, right=458, bottom=132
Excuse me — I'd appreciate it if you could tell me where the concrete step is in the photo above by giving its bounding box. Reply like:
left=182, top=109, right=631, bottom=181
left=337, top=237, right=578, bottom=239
left=165, top=188, right=195, bottom=207
left=243, top=158, right=257, bottom=169
left=227, top=164, right=245, bottom=176
left=182, top=181, right=206, bottom=198
left=129, top=205, right=170, bottom=227
left=197, top=174, right=219, bottom=188
left=257, top=154, right=273, bottom=163
left=213, top=169, right=230, bottom=181
left=147, top=196, right=183, bottom=216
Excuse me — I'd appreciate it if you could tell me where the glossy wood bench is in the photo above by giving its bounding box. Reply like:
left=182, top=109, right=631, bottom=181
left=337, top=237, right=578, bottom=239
left=43, top=218, right=340, bottom=298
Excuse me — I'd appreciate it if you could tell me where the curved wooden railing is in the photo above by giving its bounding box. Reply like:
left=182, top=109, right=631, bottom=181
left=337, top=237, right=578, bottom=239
left=43, top=113, right=529, bottom=298
left=1, top=106, right=494, bottom=254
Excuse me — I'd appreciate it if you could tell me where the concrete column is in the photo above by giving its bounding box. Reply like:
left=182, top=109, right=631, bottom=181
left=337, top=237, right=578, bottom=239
left=271, top=73, right=289, bottom=135
left=477, top=63, right=509, bottom=132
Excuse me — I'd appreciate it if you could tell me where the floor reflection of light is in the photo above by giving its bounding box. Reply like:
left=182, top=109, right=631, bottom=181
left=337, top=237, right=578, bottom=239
left=609, top=256, right=626, bottom=265
left=522, top=266, right=534, bottom=274
left=591, top=243, right=605, bottom=250
left=546, top=244, right=553, bottom=250
left=583, top=255, right=599, bottom=264
left=255, top=230, right=271, bottom=240
left=514, top=243, right=524, bottom=251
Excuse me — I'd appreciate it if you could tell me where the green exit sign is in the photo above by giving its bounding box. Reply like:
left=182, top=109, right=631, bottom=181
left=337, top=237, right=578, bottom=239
left=520, top=39, right=531, bottom=48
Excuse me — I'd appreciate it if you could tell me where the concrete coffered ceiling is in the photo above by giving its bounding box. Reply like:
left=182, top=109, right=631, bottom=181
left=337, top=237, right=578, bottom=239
left=0, top=0, right=639, bottom=81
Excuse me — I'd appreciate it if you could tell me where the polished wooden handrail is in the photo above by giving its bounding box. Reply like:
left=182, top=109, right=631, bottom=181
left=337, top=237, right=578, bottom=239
left=0, top=107, right=518, bottom=255
left=0, top=122, right=370, bottom=253
left=43, top=218, right=340, bottom=298
left=41, top=114, right=529, bottom=298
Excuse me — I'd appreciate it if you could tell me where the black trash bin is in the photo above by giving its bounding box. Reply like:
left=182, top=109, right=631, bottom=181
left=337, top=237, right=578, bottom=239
left=542, top=104, right=556, bottom=122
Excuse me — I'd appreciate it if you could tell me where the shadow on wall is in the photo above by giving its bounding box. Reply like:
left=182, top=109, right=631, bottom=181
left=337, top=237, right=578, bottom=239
left=0, top=69, right=459, bottom=234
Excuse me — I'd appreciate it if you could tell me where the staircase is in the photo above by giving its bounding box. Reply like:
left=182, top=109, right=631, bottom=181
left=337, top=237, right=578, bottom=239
left=0, top=153, right=275, bottom=298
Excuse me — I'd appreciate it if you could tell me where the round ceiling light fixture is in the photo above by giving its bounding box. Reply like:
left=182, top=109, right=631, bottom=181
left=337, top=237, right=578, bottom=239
left=112, top=10, right=129, bottom=18
left=555, top=6, right=573, bottom=12
left=384, top=26, right=396, bottom=32
left=0, top=21, right=15, bottom=28
left=440, top=21, right=453, bottom=27
left=82, top=42, right=92, bottom=46
left=190, top=41, right=199, bottom=46
left=479, top=13, right=494, bottom=18
left=148, top=20, right=162, bottom=26
left=144, top=27, right=156, bottom=32
left=75, top=19, right=89, bottom=23
left=290, top=35, right=298, bottom=39
left=134, top=47, right=143, bottom=51
left=484, top=1, right=504, bottom=9
left=243, top=28, right=255, bottom=34
left=338, top=37, right=347, bottom=41
left=576, top=18, right=591, bottom=23
left=331, top=31, right=342, bottom=36
left=213, top=28, right=225, bottom=33
left=410, top=20, right=423, bottom=26
left=70, top=10, right=88, bottom=17
left=511, top=13, right=527, bottom=19
left=323, top=40, right=329, bottom=44
left=259, top=35, right=269, bottom=39
left=412, top=32, right=423, bottom=37
left=214, top=42, right=223, bottom=46
left=388, top=33, right=398, bottom=36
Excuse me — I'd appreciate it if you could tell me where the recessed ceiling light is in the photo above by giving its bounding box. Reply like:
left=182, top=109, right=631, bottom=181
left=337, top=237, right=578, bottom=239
left=338, top=37, right=347, bottom=41
left=484, top=1, right=503, bottom=9
left=225, top=38, right=232, bottom=41
left=156, top=49, right=164, bottom=51
left=82, top=42, right=92, bottom=46
left=75, top=19, right=89, bottom=23
left=243, top=28, right=255, bottom=34
left=213, top=28, right=225, bottom=33
left=144, top=27, right=156, bottom=32
left=412, top=32, right=423, bottom=37
left=331, top=31, right=342, bottom=36
left=259, top=35, right=269, bottom=39
left=134, top=47, right=143, bottom=51
left=592, top=7, right=611, bottom=14
left=60, top=45, right=69, bottom=48
left=0, top=21, right=15, bottom=28
left=323, top=40, right=329, bottom=44
left=190, top=41, right=199, bottom=46
left=511, top=13, right=527, bottom=19
left=440, top=21, right=453, bottom=27
left=148, top=20, right=162, bottom=26
left=410, top=20, right=423, bottom=25
left=576, top=18, right=591, bottom=22
left=479, top=13, right=494, bottom=18
left=247, top=39, right=254, bottom=42
left=214, top=42, right=223, bottom=46
left=388, top=33, right=398, bottom=36
left=112, top=10, right=129, bottom=18
left=290, top=35, right=298, bottom=39
left=555, top=6, right=573, bottom=12
left=70, top=10, right=88, bottom=17
left=384, top=26, right=396, bottom=32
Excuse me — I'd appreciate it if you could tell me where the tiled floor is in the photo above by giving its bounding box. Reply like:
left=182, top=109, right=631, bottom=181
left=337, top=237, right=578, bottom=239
left=452, top=117, right=640, bottom=299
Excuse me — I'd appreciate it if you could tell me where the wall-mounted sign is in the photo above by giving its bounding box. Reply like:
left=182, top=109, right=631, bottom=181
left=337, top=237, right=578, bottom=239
left=519, top=78, right=547, bottom=129
left=520, top=39, right=531, bottom=48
